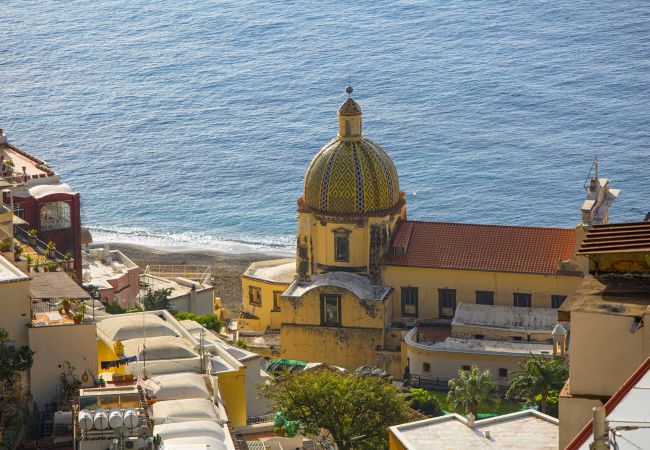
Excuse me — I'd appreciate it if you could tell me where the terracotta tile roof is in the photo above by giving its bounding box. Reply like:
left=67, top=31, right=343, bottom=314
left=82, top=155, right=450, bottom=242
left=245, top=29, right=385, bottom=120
left=383, top=220, right=579, bottom=275
left=577, top=221, right=650, bottom=255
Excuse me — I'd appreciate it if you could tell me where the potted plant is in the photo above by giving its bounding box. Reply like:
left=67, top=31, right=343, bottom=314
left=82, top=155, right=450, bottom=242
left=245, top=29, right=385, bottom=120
left=13, top=244, right=22, bottom=262
left=73, top=310, right=84, bottom=324
left=0, top=237, right=11, bottom=252
left=25, top=254, right=33, bottom=272
left=46, top=241, right=56, bottom=258
left=28, top=229, right=38, bottom=245
left=64, top=251, right=73, bottom=271
left=59, top=298, right=71, bottom=315
left=3, top=159, right=14, bottom=176
left=153, top=434, right=162, bottom=450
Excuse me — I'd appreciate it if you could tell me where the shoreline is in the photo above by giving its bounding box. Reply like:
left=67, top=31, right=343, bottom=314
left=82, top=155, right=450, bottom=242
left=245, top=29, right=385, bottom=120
left=106, top=242, right=293, bottom=315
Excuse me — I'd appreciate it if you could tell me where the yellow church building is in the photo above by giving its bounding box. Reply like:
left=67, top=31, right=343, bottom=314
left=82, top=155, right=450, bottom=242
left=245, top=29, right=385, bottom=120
left=239, top=88, right=612, bottom=374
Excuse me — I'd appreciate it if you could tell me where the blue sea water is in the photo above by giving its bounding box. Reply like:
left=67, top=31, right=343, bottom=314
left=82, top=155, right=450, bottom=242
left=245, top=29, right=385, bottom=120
left=1, top=1, right=649, bottom=254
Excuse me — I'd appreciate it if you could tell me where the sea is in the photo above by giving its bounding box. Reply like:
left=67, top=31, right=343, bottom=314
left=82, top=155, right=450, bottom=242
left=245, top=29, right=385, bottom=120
left=1, top=1, right=649, bottom=255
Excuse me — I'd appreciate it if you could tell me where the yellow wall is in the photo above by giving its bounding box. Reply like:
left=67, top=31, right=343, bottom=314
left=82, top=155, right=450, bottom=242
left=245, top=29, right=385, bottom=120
left=97, top=339, right=125, bottom=375
left=297, top=211, right=400, bottom=274
left=218, top=367, right=247, bottom=427
left=279, top=287, right=386, bottom=369
left=281, top=287, right=385, bottom=329
left=28, top=323, right=98, bottom=407
left=0, top=277, right=30, bottom=346
left=384, top=266, right=581, bottom=321
left=281, top=323, right=383, bottom=369
left=558, top=385, right=603, bottom=449
left=568, top=311, right=648, bottom=397
left=389, top=430, right=408, bottom=450
left=241, top=276, right=290, bottom=331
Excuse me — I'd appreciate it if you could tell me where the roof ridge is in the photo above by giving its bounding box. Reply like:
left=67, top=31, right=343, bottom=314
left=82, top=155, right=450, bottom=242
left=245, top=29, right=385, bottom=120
left=403, top=219, right=574, bottom=232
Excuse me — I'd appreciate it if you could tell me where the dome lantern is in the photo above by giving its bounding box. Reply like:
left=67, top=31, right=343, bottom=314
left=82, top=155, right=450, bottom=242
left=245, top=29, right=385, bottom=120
left=338, top=86, right=362, bottom=142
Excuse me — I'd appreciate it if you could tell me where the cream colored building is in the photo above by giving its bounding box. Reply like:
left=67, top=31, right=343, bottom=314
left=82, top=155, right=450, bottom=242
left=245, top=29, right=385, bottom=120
left=0, top=254, right=31, bottom=346
left=558, top=220, right=650, bottom=448
left=239, top=90, right=614, bottom=376
left=403, top=302, right=564, bottom=387
left=389, top=409, right=559, bottom=450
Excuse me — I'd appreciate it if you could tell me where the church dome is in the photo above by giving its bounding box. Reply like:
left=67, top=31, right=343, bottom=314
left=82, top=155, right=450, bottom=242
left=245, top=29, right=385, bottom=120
left=303, top=91, right=401, bottom=216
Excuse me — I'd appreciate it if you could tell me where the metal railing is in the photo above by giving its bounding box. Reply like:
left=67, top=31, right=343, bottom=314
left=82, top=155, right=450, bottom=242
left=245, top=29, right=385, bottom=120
left=14, top=226, right=72, bottom=263
left=246, top=413, right=275, bottom=425
left=407, top=374, right=509, bottom=397
left=144, top=264, right=212, bottom=285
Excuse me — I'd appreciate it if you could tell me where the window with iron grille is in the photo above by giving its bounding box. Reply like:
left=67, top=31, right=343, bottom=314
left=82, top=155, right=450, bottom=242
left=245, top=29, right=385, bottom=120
left=476, top=291, right=494, bottom=305
left=513, top=293, right=532, bottom=307
left=401, top=287, right=418, bottom=317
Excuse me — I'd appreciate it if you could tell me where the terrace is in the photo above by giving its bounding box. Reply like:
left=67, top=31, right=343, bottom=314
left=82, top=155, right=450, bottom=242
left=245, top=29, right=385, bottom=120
left=29, top=272, right=92, bottom=327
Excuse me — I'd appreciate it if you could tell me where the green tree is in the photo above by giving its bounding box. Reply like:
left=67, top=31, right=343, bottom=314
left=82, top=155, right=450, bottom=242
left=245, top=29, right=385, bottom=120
left=143, top=288, right=173, bottom=311
left=408, top=387, right=443, bottom=417
left=0, top=328, right=34, bottom=381
left=82, top=284, right=100, bottom=300
left=507, top=354, right=568, bottom=415
left=447, top=367, right=498, bottom=416
left=264, top=369, right=410, bottom=450
left=0, top=328, right=34, bottom=431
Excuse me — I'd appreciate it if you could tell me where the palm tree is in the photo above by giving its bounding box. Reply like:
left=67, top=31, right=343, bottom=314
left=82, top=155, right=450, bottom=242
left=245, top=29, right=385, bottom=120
left=507, top=354, right=568, bottom=415
left=447, top=367, right=498, bottom=416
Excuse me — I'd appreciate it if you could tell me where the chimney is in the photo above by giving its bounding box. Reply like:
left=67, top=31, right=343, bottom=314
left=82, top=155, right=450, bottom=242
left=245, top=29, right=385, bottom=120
left=581, top=154, right=619, bottom=227
left=589, top=406, right=610, bottom=450
left=0, top=129, right=7, bottom=145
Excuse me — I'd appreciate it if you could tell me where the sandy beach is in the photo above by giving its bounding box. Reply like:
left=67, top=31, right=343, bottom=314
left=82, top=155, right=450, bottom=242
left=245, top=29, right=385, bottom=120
left=108, top=243, right=288, bottom=316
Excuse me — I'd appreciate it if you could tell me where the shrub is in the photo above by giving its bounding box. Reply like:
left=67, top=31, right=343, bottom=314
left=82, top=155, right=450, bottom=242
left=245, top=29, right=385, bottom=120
left=174, top=312, right=221, bottom=332
left=105, top=302, right=127, bottom=314
left=408, top=387, right=443, bottom=417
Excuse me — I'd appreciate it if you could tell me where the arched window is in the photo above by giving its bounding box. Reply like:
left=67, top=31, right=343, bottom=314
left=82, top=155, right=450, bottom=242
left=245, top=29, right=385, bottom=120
left=40, top=201, right=71, bottom=230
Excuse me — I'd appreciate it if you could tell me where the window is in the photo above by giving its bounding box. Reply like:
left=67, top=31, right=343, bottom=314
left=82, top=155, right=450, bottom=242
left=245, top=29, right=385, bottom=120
left=461, top=365, right=471, bottom=371
left=423, top=362, right=431, bottom=373
left=439, top=289, right=456, bottom=318
left=498, top=368, right=508, bottom=378
left=12, top=203, right=24, bottom=219
left=401, top=287, right=418, bottom=317
left=513, top=293, right=532, bottom=307
left=40, top=201, right=71, bottom=230
left=551, top=295, right=567, bottom=309
left=248, top=286, right=261, bottom=306
left=321, top=294, right=341, bottom=326
left=512, top=336, right=523, bottom=341
left=474, top=334, right=485, bottom=340
left=476, top=291, right=494, bottom=305
left=272, top=291, right=282, bottom=311
left=335, top=235, right=349, bottom=262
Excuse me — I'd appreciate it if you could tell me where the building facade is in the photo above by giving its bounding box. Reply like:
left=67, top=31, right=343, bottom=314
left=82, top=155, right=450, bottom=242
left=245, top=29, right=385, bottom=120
left=240, top=90, right=609, bottom=374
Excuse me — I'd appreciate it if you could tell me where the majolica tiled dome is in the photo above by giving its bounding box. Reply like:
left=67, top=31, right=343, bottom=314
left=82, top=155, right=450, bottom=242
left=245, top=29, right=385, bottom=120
left=303, top=95, right=400, bottom=216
